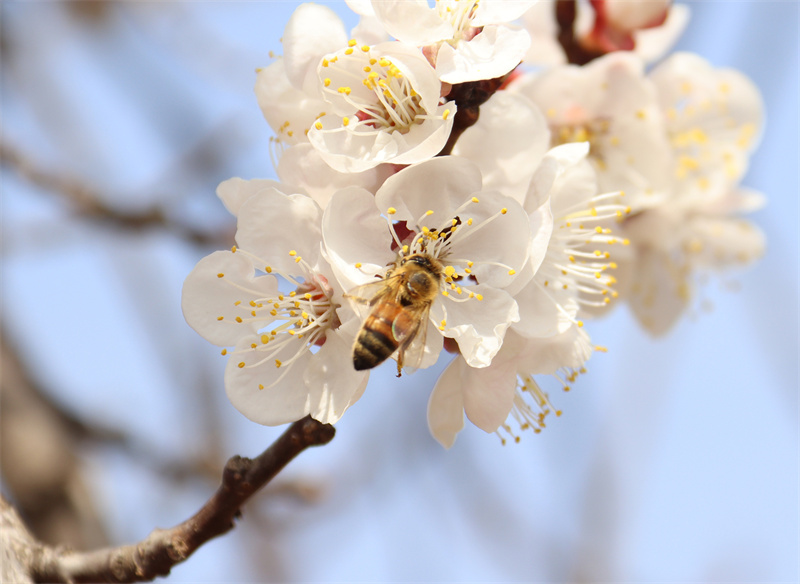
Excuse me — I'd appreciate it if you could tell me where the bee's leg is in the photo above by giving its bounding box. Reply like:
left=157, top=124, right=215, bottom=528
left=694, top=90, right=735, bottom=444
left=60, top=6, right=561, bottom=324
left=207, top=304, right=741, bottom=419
left=396, top=350, right=404, bottom=377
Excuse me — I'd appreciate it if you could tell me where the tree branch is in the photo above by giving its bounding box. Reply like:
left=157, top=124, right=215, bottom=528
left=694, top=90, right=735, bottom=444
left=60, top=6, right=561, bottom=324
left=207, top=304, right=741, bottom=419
left=26, top=416, right=335, bottom=583
left=0, top=141, right=227, bottom=246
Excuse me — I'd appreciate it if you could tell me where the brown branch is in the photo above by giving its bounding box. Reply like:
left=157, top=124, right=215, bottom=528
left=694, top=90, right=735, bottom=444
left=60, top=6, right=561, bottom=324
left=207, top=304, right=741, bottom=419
left=556, top=0, right=604, bottom=66
left=0, top=141, right=226, bottom=246
left=437, top=73, right=510, bottom=157
left=26, top=416, right=335, bottom=583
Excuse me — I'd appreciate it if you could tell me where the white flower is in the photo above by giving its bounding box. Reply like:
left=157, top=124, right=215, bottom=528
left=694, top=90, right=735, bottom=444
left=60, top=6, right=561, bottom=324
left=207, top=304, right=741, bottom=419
left=308, top=41, right=456, bottom=172
left=182, top=186, right=368, bottom=425
left=322, top=156, right=531, bottom=370
left=613, top=53, right=766, bottom=335
left=370, top=0, right=535, bottom=83
left=428, top=325, right=595, bottom=448
left=509, top=52, right=672, bottom=205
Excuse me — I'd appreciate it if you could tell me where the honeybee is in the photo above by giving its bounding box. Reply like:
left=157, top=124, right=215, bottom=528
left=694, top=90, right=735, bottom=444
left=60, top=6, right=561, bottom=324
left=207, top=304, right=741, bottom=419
left=349, top=252, right=444, bottom=376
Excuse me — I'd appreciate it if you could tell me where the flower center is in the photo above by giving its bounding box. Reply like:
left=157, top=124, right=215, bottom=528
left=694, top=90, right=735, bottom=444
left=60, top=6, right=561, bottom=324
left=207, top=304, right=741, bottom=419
left=318, top=42, right=443, bottom=135
left=219, top=247, right=339, bottom=389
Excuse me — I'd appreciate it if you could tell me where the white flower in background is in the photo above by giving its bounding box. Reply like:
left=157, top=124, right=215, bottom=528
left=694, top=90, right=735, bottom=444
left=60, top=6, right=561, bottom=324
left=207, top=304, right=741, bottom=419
left=613, top=53, right=766, bottom=335
left=508, top=52, right=672, bottom=207
left=308, top=41, right=456, bottom=173
left=370, top=0, right=535, bottom=83
left=182, top=187, right=368, bottom=425
left=519, top=0, right=689, bottom=68
left=322, top=156, right=531, bottom=370
left=650, top=52, right=764, bottom=199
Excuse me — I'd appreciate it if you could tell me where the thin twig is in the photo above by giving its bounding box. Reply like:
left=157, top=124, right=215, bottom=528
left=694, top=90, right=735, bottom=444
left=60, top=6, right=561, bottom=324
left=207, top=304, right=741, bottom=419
left=0, top=141, right=226, bottom=246
left=26, top=416, right=335, bottom=583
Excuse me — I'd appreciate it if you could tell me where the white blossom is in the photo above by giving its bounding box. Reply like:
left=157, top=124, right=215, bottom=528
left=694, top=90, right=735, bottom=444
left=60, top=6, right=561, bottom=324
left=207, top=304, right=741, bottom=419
left=182, top=186, right=367, bottom=425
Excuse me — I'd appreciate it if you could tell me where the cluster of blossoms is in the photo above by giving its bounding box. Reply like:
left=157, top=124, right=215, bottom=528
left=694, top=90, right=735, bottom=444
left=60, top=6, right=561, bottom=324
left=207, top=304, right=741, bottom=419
left=182, top=0, right=764, bottom=447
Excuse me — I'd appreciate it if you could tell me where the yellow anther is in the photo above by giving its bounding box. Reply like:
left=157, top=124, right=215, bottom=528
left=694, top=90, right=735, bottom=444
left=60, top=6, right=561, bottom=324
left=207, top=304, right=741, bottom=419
left=594, top=250, right=602, bottom=257
left=275, top=359, right=282, bottom=368
left=622, top=238, right=630, bottom=245
left=342, top=117, right=350, bottom=126
left=444, top=265, right=456, bottom=277
left=265, top=266, right=272, bottom=273
left=258, top=384, right=264, bottom=390
left=508, top=269, right=516, bottom=276
left=231, top=245, right=237, bottom=253
left=387, top=207, right=397, bottom=215
left=355, top=262, right=362, bottom=268
left=234, top=301, right=241, bottom=306
left=348, top=39, right=357, bottom=47
left=314, top=121, right=323, bottom=130
left=250, top=343, right=257, bottom=349
left=361, top=45, right=370, bottom=52
left=402, top=245, right=409, bottom=253
left=235, top=316, right=243, bottom=323
left=302, top=311, right=310, bottom=320
left=221, top=348, right=227, bottom=355
left=249, top=300, right=256, bottom=307
left=471, top=197, right=480, bottom=203
left=425, top=209, right=434, bottom=216
left=442, top=290, right=449, bottom=296
left=238, top=361, right=245, bottom=368
left=443, top=109, right=451, bottom=120
left=466, top=218, right=473, bottom=226
left=322, top=58, right=329, bottom=67
left=261, top=334, right=270, bottom=344
left=289, top=250, right=297, bottom=256
left=475, top=294, right=484, bottom=301
left=501, top=208, right=507, bottom=215
left=217, top=316, right=224, bottom=321
left=344, top=47, right=353, bottom=55
left=577, top=320, right=584, bottom=327
left=217, top=273, right=224, bottom=278
left=323, top=78, right=331, bottom=87
left=595, top=226, right=603, bottom=234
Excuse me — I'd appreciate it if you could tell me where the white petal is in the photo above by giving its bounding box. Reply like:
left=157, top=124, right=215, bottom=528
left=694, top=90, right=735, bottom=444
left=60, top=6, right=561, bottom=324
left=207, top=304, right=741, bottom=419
left=472, top=0, right=540, bottom=26
left=370, top=0, right=454, bottom=46
left=303, top=330, right=369, bottom=424
left=322, top=187, right=395, bottom=292
left=182, top=251, right=278, bottom=347
left=283, top=3, right=348, bottom=90
left=427, top=357, right=466, bottom=448
left=277, top=144, right=391, bottom=209
left=433, top=284, right=519, bottom=367
left=374, top=156, right=483, bottom=224
left=436, top=25, right=530, bottom=84
left=634, top=4, right=690, bottom=64
left=225, top=334, right=312, bottom=426
left=235, top=190, right=323, bottom=274
left=453, top=91, right=550, bottom=203
left=216, top=177, right=300, bottom=218
left=461, top=352, right=518, bottom=433
left=255, top=59, right=329, bottom=146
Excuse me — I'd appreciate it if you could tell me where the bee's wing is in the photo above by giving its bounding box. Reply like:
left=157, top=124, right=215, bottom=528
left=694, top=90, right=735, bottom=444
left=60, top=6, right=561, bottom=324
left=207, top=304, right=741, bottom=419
left=344, top=277, right=394, bottom=322
left=395, top=302, right=433, bottom=374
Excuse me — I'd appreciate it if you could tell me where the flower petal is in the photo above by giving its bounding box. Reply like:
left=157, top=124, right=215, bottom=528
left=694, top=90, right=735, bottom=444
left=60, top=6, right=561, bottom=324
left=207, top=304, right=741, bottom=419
left=283, top=3, right=348, bottom=91
left=182, top=250, right=278, bottom=347
left=435, top=25, right=530, bottom=84
left=433, top=284, right=519, bottom=367
left=303, top=330, right=369, bottom=424
left=427, top=357, right=466, bottom=448
left=225, top=334, right=312, bottom=426
left=235, top=190, right=323, bottom=274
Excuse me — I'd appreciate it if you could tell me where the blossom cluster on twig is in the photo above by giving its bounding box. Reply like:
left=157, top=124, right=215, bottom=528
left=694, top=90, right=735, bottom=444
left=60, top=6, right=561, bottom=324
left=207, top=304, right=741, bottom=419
left=182, top=0, right=764, bottom=447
